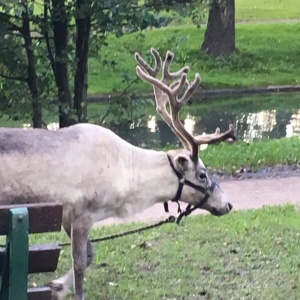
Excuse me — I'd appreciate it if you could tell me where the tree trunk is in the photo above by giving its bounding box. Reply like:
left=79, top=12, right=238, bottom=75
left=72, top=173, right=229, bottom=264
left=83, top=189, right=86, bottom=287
left=73, top=0, right=91, bottom=123
left=22, top=1, right=42, bottom=128
left=51, top=0, right=74, bottom=128
left=201, top=0, right=235, bottom=57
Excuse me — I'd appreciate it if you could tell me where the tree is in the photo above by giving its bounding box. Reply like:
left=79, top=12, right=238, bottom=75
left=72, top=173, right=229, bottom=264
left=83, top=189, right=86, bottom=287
left=0, top=0, right=47, bottom=128
left=47, top=0, right=77, bottom=127
left=0, top=0, right=202, bottom=128
left=201, top=0, right=235, bottom=57
left=46, top=0, right=173, bottom=127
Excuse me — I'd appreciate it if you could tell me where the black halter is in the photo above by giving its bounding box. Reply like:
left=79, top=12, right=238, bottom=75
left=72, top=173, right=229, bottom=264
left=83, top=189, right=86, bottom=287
left=165, top=155, right=216, bottom=224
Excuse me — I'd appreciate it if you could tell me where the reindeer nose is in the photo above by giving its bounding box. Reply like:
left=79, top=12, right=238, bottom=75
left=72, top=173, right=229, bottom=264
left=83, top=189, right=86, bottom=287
left=228, top=202, right=233, bottom=211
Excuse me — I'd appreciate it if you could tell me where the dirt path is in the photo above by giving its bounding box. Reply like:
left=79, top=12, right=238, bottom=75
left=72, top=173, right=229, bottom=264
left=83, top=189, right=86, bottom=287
left=95, top=175, right=300, bottom=227
left=236, top=18, right=300, bottom=24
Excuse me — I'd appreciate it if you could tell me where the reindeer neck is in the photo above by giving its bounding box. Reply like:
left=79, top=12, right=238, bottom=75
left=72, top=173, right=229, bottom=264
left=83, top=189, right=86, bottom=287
left=125, top=148, right=179, bottom=206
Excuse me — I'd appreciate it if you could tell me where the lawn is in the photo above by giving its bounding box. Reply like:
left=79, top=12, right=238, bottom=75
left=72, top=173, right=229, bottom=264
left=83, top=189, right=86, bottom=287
left=200, top=137, right=300, bottom=172
left=236, top=0, right=300, bottom=21
left=28, top=205, right=300, bottom=299
left=88, top=23, right=300, bottom=94
left=171, top=0, right=300, bottom=24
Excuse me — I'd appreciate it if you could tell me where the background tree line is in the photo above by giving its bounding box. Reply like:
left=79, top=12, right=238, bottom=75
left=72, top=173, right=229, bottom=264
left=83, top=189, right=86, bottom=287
left=0, top=0, right=235, bottom=128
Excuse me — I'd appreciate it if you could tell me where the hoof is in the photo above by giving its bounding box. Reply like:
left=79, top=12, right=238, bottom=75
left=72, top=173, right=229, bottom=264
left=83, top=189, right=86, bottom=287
left=47, top=281, right=67, bottom=300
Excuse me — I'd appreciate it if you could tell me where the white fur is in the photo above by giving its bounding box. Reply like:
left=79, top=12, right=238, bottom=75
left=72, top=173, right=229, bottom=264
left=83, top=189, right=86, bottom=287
left=0, top=123, right=231, bottom=300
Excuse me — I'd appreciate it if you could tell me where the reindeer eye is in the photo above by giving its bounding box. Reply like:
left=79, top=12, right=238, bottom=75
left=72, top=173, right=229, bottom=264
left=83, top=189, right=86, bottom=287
left=199, top=173, right=207, bottom=180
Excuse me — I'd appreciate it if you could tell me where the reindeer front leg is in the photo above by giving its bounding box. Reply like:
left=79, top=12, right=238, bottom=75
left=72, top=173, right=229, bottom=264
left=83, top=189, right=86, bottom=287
left=50, top=217, right=95, bottom=300
left=50, top=238, right=94, bottom=300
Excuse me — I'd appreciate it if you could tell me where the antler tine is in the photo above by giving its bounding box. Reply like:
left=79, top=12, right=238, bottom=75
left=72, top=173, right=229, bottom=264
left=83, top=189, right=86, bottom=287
left=142, top=69, right=197, bottom=118
left=177, top=73, right=201, bottom=106
left=170, top=74, right=188, bottom=104
left=163, top=51, right=189, bottom=81
left=136, top=66, right=172, bottom=97
left=166, top=72, right=201, bottom=162
left=135, top=48, right=162, bottom=77
left=194, top=124, right=236, bottom=145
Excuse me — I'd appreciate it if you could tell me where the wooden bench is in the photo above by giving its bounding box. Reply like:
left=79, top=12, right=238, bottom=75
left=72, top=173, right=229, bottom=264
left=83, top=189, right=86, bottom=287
left=0, top=203, right=63, bottom=300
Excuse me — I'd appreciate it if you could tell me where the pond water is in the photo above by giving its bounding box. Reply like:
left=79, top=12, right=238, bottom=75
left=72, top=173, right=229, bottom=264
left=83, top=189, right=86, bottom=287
left=3, top=92, right=299, bottom=149
left=100, top=93, right=300, bottom=149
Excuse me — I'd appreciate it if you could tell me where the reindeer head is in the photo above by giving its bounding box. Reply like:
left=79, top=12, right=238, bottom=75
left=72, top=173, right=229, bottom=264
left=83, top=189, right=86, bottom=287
left=135, top=48, right=235, bottom=216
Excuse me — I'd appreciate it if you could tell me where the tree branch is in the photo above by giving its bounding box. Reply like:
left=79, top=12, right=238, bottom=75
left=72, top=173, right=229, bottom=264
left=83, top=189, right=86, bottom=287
left=0, top=12, right=24, bottom=34
left=98, top=77, right=139, bottom=125
left=0, top=11, right=23, bottom=21
left=0, top=73, right=27, bottom=82
left=7, top=24, right=24, bottom=33
left=43, top=1, right=56, bottom=76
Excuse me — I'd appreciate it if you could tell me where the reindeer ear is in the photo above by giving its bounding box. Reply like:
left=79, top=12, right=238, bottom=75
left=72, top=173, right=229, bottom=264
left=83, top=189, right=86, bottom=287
left=174, top=153, right=191, bottom=173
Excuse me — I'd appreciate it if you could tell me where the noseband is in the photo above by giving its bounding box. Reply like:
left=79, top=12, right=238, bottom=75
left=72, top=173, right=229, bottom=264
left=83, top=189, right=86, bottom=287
left=165, top=155, right=216, bottom=224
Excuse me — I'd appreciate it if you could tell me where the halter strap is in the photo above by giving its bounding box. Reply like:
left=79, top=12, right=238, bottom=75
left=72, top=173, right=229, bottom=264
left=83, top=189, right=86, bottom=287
left=166, top=155, right=207, bottom=199
left=165, top=155, right=216, bottom=223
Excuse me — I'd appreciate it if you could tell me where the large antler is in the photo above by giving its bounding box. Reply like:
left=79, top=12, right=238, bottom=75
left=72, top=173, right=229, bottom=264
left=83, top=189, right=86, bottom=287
left=135, top=48, right=236, bottom=162
left=195, top=124, right=236, bottom=145
left=135, top=48, right=192, bottom=151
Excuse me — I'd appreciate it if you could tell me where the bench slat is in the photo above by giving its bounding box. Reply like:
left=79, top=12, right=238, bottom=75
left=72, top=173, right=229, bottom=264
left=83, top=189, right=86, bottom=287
left=0, top=203, right=62, bottom=235
left=28, top=287, right=52, bottom=300
left=0, top=244, right=61, bottom=274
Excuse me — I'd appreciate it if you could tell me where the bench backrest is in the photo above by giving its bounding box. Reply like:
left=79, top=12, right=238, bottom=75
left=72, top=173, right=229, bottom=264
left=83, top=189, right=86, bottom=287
left=0, top=203, right=63, bottom=300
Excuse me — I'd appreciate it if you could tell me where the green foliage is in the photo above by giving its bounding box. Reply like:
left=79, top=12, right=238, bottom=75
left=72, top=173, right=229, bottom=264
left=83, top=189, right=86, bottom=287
left=0, top=0, right=206, bottom=125
left=0, top=0, right=57, bottom=124
left=23, top=205, right=300, bottom=299
left=0, top=81, right=32, bottom=122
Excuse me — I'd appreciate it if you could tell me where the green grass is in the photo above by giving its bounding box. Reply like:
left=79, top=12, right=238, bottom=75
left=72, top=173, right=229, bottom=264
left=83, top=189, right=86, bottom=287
left=171, top=0, right=300, bottom=25
left=0, top=116, right=24, bottom=128
left=200, top=137, right=300, bottom=172
left=189, top=92, right=300, bottom=113
left=89, top=23, right=300, bottom=94
left=236, top=0, right=300, bottom=21
left=26, top=205, right=300, bottom=299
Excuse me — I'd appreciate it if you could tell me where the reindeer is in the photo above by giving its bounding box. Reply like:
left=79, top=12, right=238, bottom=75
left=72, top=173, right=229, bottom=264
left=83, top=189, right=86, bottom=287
left=0, top=48, right=235, bottom=300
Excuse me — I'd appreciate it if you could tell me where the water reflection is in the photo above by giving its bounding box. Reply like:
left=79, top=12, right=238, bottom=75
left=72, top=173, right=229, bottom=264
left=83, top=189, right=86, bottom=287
left=287, top=110, right=300, bottom=137
left=242, top=110, right=277, bottom=141
left=105, top=95, right=300, bottom=148
left=22, top=94, right=300, bottom=149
